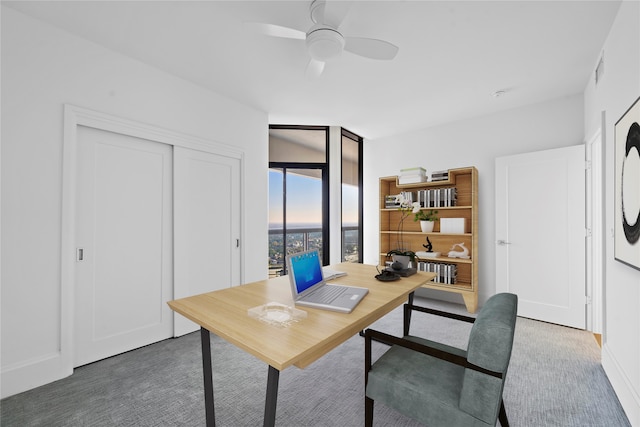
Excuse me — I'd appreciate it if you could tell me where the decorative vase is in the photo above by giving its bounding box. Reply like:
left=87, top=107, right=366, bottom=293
left=420, top=220, right=435, bottom=233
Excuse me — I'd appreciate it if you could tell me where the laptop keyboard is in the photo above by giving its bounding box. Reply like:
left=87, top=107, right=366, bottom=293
left=305, top=285, right=345, bottom=304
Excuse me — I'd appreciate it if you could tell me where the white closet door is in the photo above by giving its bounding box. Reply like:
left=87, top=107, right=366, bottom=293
left=173, top=147, right=241, bottom=336
left=75, top=126, right=173, bottom=367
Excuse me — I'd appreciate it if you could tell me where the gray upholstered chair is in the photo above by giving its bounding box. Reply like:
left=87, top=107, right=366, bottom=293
left=364, top=292, right=518, bottom=427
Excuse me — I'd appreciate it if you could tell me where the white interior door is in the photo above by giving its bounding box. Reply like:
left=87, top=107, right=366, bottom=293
left=495, top=145, right=586, bottom=329
left=173, top=146, right=241, bottom=336
left=75, top=126, right=173, bottom=367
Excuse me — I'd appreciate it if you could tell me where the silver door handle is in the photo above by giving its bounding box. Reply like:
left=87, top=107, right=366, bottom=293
left=496, top=240, right=511, bottom=246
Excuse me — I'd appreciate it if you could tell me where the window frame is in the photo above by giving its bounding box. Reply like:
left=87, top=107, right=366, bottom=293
left=269, top=125, right=330, bottom=265
left=341, top=127, right=364, bottom=263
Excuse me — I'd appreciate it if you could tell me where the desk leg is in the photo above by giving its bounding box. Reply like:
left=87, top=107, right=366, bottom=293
left=200, top=327, right=216, bottom=427
left=404, top=291, right=415, bottom=336
left=264, top=365, right=280, bottom=427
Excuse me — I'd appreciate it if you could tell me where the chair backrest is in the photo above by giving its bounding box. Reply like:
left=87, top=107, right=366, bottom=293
left=459, top=293, right=518, bottom=424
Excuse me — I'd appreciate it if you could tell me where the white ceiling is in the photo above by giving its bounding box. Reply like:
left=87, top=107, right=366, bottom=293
left=5, top=0, right=621, bottom=140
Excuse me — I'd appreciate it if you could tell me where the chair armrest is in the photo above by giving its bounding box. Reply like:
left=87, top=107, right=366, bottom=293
left=365, top=328, right=468, bottom=371
left=403, top=303, right=476, bottom=335
left=405, top=304, right=476, bottom=324
left=364, top=328, right=503, bottom=381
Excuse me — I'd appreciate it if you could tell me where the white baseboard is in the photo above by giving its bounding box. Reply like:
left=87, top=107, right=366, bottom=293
left=1, top=351, right=72, bottom=399
left=602, top=344, right=640, bottom=426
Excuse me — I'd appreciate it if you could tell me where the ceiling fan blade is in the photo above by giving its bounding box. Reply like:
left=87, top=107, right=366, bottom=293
left=322, top=0, right=354, bottom=29
left=245, top=22, right=306, bottom=40
left=305, top=58, right=325, bottom=77
left=344, top=37, right=399, bottom=60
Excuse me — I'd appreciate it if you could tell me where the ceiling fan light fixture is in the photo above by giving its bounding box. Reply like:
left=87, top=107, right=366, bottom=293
left=306, top=25, right=345, bottom=61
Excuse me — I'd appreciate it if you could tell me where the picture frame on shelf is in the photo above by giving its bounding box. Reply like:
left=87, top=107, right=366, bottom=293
left=614, top=96, right=640, bottom=271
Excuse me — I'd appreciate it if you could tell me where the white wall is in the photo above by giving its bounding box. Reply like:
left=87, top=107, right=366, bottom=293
left=1, top=7, right=269, bottom=398
left=584, top=1, right=640, bottom=424
left=364, top=94, right=584, bottom=305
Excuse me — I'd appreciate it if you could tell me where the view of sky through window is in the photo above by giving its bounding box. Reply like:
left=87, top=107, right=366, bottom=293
left=268, top=170, right=358, bottom=228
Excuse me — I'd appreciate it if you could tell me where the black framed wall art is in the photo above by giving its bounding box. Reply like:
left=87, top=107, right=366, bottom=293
left=615, top=96, right=640, bottom=271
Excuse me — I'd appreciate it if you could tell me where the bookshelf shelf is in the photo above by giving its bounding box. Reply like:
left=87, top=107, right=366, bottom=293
left=418, top=255, right=473, bottom=265
left=379, top=167, right=478, bottom=313
left=381, top=231, right=473, bottom=237
left=381, top=205, right=472, bottom=212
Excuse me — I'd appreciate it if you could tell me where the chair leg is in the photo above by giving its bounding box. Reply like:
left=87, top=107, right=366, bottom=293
left=498, top=399, right=509, bottom=427
left=365, top=396, right=374, bottom=427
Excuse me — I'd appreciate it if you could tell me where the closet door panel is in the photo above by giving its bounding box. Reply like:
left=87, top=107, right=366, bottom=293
left=75, top=126, right=173, bottom=366
left=174, top=146, right=241, bottom=336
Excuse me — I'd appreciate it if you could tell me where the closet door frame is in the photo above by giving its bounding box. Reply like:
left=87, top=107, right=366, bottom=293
left=61, top=104, right=245, bottom=373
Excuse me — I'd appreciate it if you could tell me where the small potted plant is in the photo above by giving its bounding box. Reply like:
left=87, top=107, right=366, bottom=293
left=414, top=209, right=438, bottom=233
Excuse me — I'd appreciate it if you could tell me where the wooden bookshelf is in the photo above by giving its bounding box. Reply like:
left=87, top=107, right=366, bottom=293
left=379, top=167, right=478, bottom=312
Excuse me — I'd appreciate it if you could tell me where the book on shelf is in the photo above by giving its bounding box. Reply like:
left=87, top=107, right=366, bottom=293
left=400, top=191, right=415, bottom=204
left=399, top=167, right=427, bottom=184
left=417, top=188, right=457, bottom=207
left=417, top=261, right=457, bottom=284
left=431, top=170, right=449, bottom=181
left=399, top=174, right=428, bottom=184
left=384, top=191, right=416, bottom=208
left=400, top=167, right=426, bottom=174
left=385, top=194, right=401, bottom=208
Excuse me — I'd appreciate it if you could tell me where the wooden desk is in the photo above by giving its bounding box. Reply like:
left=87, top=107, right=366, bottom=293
left=168, top=263, right=435, bottom=427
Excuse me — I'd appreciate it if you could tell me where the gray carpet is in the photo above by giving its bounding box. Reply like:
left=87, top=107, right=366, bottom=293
left=1, top=297, right=631, bottom=426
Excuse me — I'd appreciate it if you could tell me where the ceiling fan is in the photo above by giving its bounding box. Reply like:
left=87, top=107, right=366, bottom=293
left=248, top=0, right=399, bottom=76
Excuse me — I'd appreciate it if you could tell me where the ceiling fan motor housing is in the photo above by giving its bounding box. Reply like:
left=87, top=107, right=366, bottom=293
left=306, top=25, right=345, bottom=61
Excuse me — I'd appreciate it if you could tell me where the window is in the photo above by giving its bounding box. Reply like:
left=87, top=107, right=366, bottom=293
left=268, top=126, right=329, bottom=276
left=268, top=125, right=363, bottom=275
left=341, top=129, right=363, bottom=263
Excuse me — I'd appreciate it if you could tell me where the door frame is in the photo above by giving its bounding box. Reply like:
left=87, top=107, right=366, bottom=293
left=61, top=104, right=245, bottom=372
left=586, top=127, right=605, bottom=335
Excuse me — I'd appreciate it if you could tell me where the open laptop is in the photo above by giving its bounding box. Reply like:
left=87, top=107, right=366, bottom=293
left=286, top=249, right=368, bottom=313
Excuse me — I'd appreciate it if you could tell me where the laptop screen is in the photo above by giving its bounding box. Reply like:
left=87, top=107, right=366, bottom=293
left=289, top=250, right=323, bottom=294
